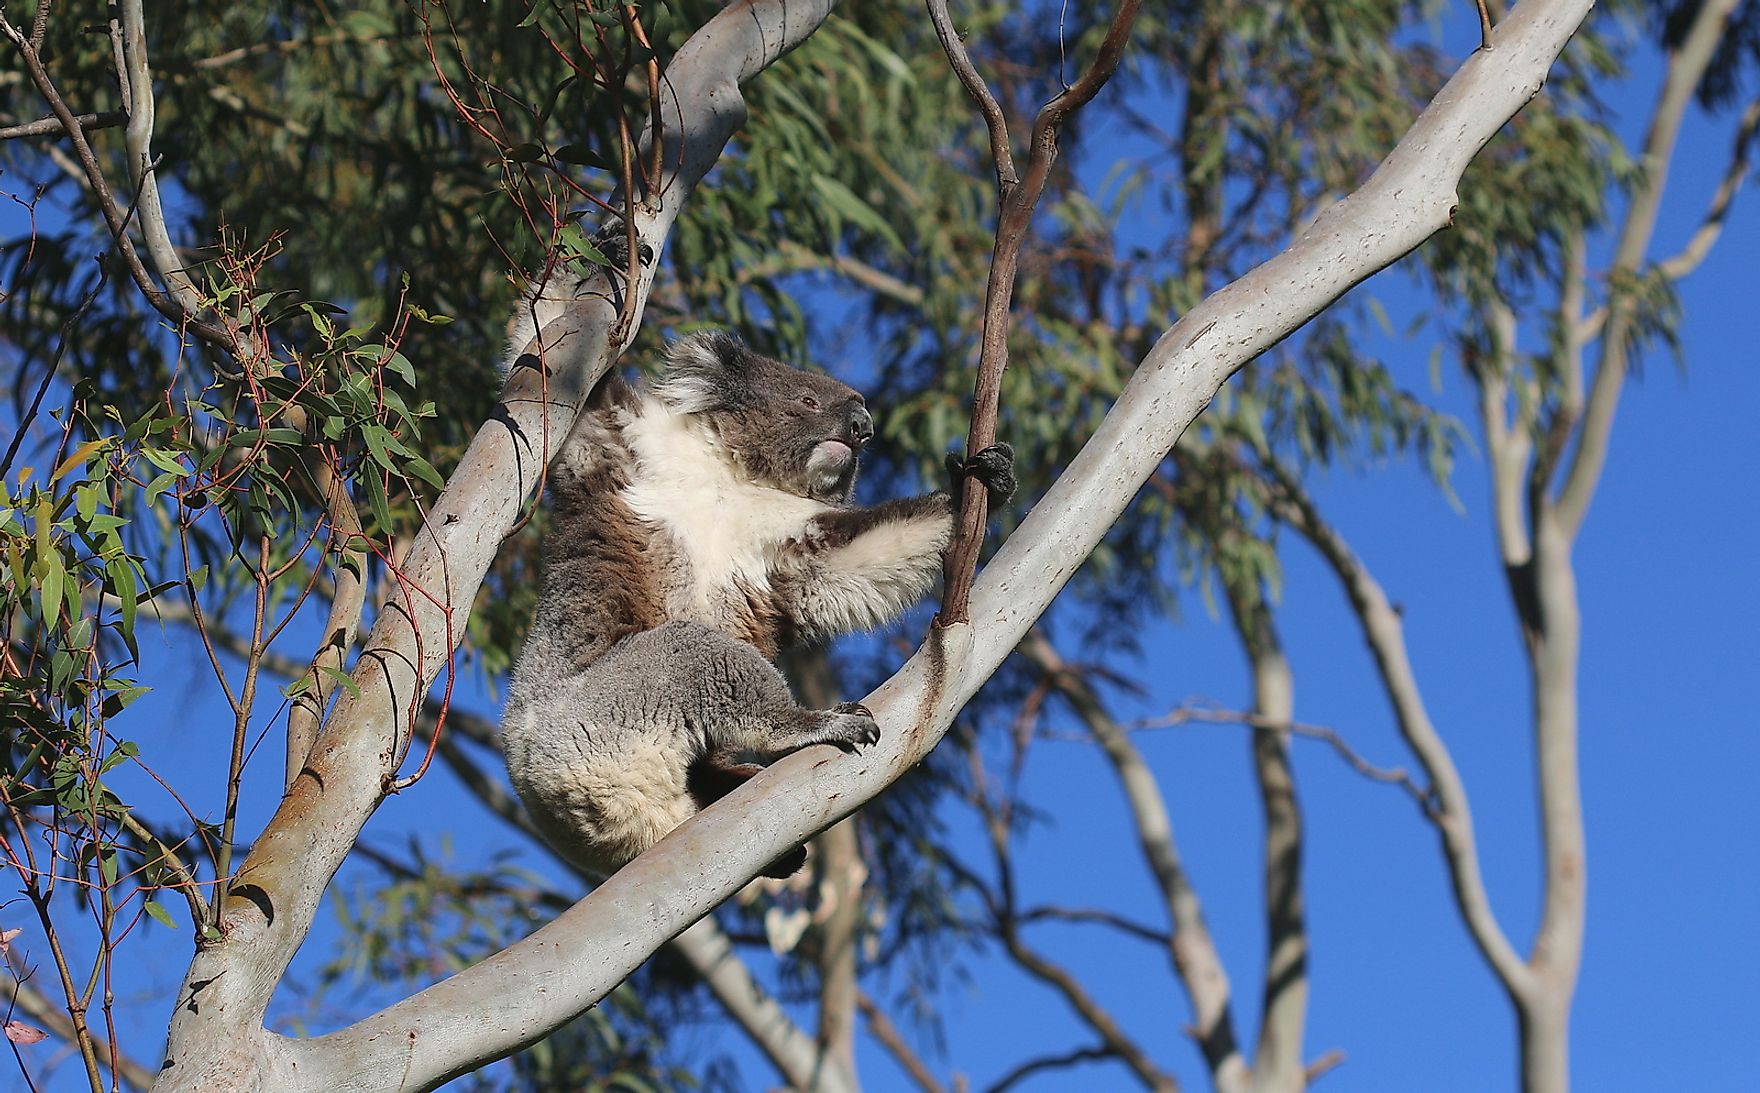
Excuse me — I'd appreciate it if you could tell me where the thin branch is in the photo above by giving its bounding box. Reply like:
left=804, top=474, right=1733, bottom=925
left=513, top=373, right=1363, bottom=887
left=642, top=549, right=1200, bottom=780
left=1555, top=0, right=1741, bottom=537
left=0, top=110, right=126, bottom=140
left=1020, top=631, right=1243, bottom=1089
left=118, top=0, right=202, bottom=316
left=1218, top=577, right=1306, bottom=1091
left=923, top=0, right=1015, bottom=185
left=1473, top=0, right=1496, bottom=51
left=27, top=0, right=48, bottom=51
left=930, top=0, right=1144, bottom=625
left=115, top=812, right=209, bottom=926
left=1132, top=704, right=1433, bottom=813
left=1653, top=93, right=1759, bottom=282
left=1305, top=1049, right=1347, bottom=1085
left=1017, top=905, right=1170, bottom=947
left=1477, top=301, right=1534, bottom=568
left=673, top=919, right=858, bottom=1093
left=3, top=973, right=156, bottom=1091
left=1261, top=462, right=1533, bottom=997
left=858, top=992, right=949, bottom=1093
left=0, top=16, right=232, bottom=349
left=999, top=930, right=1177, bottom=1091
left=739, top=239, right=927, bottom=307
left=964, top=735, right=1177, bottom=1091
left=984, top=1045, right=1114, bottom=1093
left=285, top=471, right=367, bottom=788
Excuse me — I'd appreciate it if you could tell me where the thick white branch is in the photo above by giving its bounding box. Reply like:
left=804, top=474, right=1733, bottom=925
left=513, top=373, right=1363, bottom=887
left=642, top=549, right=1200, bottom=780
left=297, top=0, right=1595, bottom=1083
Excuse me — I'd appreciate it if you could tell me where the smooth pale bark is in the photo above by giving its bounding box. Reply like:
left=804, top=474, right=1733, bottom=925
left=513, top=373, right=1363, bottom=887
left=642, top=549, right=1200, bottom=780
left=293, top=3, right=1594, bottom=1086
left=150, top=0, right=1596, bottom=1088
left=1020, top=631, right=1245, bottom=1092
left=1220, top=585, right=1307, bottom=1093
left=671, top=918, right=857, bottom=1093
left=149, top=3, right=840, bottom=1090
left=1481, top=6, right=1740, bottom=1090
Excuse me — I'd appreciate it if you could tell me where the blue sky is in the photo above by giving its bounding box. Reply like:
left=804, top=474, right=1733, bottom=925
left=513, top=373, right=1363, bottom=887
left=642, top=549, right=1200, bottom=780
left=877, top=24, right=1758, bottom=1093
left=4, top=7, right=1756, bottom=1092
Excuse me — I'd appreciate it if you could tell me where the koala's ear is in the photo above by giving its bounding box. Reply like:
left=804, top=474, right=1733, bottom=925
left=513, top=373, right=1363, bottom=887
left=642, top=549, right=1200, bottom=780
left=656, top=330, right=749, bottom=413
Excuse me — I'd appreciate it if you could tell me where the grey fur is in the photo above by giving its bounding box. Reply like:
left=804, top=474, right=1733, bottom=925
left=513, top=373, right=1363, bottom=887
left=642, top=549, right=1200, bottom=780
left=503, top=330, right=962, bottom=878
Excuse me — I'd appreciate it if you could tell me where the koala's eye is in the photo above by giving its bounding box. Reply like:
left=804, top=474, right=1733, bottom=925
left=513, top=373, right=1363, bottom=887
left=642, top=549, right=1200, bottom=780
left=798, top=395, right=821, bottom=411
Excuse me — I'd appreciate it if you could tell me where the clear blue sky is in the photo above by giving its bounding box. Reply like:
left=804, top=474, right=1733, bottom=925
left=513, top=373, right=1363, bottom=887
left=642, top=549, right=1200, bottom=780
left=871, top=17, right=1760, bottom=1092
left=5, top=9, right=1755, bottom=1092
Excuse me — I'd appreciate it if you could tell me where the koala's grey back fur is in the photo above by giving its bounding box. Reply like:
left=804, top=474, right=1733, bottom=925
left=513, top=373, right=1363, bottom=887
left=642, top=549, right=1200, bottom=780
left=505, top=619, right=853, bottom=876
left=502, top=331, right=954, bottom=878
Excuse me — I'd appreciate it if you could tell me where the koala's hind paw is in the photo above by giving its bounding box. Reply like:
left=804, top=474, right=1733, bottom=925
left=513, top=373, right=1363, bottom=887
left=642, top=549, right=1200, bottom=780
left=815, top=702, right=880, bottom=752
left=761, top=845, right=810, bottom=880
left=946, top=442, right=1017, bottom=506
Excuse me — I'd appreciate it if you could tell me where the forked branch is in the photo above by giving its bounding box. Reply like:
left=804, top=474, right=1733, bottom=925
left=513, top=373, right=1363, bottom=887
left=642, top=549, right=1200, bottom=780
left=927, top=0, right=1144, bottom=624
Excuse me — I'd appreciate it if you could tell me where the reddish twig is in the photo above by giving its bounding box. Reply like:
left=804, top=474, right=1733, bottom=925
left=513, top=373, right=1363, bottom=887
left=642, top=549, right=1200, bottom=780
left=928, top=0, right=1143, bottom=624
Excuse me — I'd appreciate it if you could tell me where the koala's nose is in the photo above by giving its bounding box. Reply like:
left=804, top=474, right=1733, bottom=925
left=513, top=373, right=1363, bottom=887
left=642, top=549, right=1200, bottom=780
left=848, top=403, right=874, bottom=445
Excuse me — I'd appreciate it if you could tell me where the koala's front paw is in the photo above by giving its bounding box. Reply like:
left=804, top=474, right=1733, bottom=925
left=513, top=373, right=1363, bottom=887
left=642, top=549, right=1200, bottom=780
left=591, top=221, right=656, bottom=270
left=814, top=702, right=881, bottom=752
left=945, top=442, right=1017, bottom=506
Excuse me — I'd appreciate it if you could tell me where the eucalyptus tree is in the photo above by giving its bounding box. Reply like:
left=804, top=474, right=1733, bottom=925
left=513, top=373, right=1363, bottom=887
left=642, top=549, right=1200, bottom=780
left=1, top=1, right=1747, bottom=1091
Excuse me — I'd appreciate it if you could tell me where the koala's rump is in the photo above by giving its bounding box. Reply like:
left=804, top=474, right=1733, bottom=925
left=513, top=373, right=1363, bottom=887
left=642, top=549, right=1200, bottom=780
left=504, top=712, right=696, bottom=876
left=502, top=646, right=702, bottom=875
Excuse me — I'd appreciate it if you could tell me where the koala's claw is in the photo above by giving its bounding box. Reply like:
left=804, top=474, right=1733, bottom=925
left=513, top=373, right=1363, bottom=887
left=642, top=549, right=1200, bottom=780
left=819, top=702, right=881, bottom=751
left=591, top=221, right=656, bottom=270
left=945, top=442, right=1017, bottom=506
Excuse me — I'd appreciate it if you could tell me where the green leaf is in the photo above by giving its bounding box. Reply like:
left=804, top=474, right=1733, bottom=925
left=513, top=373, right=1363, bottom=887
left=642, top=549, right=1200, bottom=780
left=140, top=447, right=186, bottom=476
left=405, top=457, right=446, bottom=491
left=809, top=175, right=904, bottom=252
left=145, top=471, right=181, bottom=509
left=145, top=900, right=178, bottom=930
left=100, top=686, right=149, bottom=718
left=99, top=741, right=138, bottom=775
left=557, top=223, right=608, bottom=268
left=40, top=551, right=65, bottom=631
left=362, top=424, right=395, bottom=470
left=107, top=555, right=139, bottom=635
left=361, top=470, right=392, bottom=531
left=75, top=482, right=100, bottom=523
left=319, top=665, right=362, bottom=700
left=554, top=143, right=612, bottom=170
left=384, top=352, right=415, bottom=386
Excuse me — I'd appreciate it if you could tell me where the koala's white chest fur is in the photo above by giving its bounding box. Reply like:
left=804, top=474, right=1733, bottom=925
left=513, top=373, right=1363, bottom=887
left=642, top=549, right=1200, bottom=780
left=620, top=399, right=826, bottom=618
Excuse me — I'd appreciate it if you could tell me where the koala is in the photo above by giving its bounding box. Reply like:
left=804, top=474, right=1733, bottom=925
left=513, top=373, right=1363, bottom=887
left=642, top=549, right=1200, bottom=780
left=501, top=329, right=1012, bottom=879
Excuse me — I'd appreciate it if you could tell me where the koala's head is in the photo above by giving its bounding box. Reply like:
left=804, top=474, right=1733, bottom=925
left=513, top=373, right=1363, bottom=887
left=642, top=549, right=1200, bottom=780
left=655, top=331, right=873, bottom=502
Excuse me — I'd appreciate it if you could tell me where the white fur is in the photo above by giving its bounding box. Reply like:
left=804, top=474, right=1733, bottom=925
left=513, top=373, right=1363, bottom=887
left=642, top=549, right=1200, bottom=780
left=621, top=396, right=828, bottom=618
left=653, top=335, right=726, bottom=413
left=794, top=514, right=951, bottom=637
